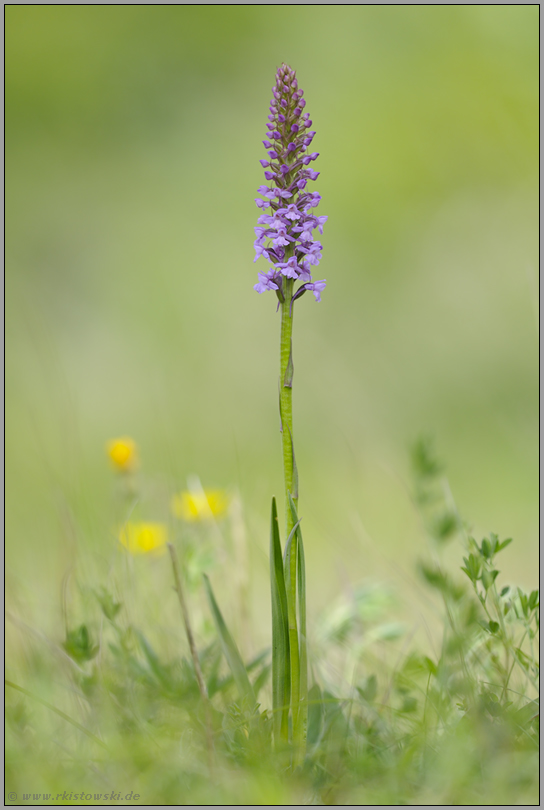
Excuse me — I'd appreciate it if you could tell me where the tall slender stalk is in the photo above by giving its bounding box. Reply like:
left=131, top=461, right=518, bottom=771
left=253, top=62, right=326, bottom=761
left=279, top=276, right=297, bottom=537
left=168, top=543, right=215, bottom=773
left=280, top=279, right=305, bottom=758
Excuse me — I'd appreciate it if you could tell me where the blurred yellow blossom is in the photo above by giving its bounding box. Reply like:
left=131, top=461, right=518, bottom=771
left=171, top=489, right=229, bottom=522
left=119, top=522, right=167, bottom=556
left=106, top=437, right=139, bottom=472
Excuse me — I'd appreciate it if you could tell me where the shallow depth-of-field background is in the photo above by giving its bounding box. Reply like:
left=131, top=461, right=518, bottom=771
left=6, top=6, right=538, bottom=787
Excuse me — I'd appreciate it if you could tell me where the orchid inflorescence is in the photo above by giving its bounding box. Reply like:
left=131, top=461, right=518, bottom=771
left=253, top=63, right=326, bottom=305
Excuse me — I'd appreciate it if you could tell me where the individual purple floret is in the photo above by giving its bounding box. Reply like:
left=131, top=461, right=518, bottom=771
left=292, top=279, right=327, bottom=304
left=253, top=64, right=326, bottom=304
left=254, top=268, right=282, bottom=295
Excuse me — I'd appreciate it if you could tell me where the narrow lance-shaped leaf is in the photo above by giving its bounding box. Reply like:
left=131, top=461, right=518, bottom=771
left=269, top=497, right=290, bottom=743
left=289, top=494, right=308, bottom=748
left=283, top=513, right=301, bottom=742
left=203, top=574, right=255, bottom=705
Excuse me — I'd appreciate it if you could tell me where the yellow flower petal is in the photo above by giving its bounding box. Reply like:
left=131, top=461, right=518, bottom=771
left=171, top=490, right=229, bottom=522
left=119, top=522, right=167, bottom=556
left=106, top=437, right=139, bottom=472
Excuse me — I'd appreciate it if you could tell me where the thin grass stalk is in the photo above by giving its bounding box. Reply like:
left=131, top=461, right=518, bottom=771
left=6, top=679, right=110, bottom=752
left=167, top=543, right=215, bottom=773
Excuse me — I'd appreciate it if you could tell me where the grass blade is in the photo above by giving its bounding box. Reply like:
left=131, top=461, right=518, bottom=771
left=270, top=497, right=291, bottom=744
left=6, top=679, right=110, bottom=752
left=307, top=683, right=324, bottom=747
left=136, top=631, right=173, bottom=691
left=203, top=574, right=255, bottom=705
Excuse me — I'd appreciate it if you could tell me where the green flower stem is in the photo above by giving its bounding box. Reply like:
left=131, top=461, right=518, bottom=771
left=279, top=278, right=305, bottom=757
left=279, top=277, right=297, bottom=538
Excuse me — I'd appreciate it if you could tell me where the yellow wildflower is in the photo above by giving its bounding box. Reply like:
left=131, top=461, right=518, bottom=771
left=119, top=522, right=167, bottom=556
left=171, top=489, right=229, bottom=522
left=106, top=437, right=139, bottom=472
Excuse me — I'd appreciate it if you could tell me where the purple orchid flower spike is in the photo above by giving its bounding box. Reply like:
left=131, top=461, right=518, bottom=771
left=252, top=63, right=326, bottom=305
left=252, top=66, right=327, bottom=750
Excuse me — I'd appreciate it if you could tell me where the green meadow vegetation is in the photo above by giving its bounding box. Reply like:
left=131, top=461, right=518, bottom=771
left=6, top=6, right=538, bottom=805
left=6, top=438, right=539, bottom=804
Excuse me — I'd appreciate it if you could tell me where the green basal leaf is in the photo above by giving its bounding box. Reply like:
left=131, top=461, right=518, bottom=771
left=289, top=494, right=308, bottom=745
left=269, top=497, right=290, bottom=743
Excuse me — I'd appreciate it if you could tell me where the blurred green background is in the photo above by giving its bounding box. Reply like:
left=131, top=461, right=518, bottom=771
left=6, top=6, right=538, bottom=643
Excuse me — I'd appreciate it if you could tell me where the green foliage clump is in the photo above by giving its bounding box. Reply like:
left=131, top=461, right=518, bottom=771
left=5, top=442, right=538, bottom=805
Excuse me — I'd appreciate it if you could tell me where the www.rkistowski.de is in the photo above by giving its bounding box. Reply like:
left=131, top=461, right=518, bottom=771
left=7, top=791, right=141, bottom=802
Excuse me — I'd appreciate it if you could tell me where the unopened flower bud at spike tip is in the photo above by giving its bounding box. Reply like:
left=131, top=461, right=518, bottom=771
left=252, top=65, right=326, bottom=303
